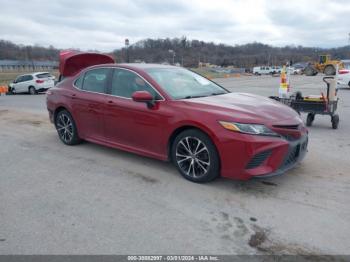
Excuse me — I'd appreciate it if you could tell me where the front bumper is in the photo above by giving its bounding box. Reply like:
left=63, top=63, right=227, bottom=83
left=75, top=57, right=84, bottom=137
left=252, top=135, right=308, bottom=178
left=217, top=130, right=308, bottom=180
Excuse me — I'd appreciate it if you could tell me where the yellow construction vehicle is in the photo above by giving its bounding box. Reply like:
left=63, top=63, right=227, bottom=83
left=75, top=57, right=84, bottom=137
left=304, top=55, right=344, bottom=76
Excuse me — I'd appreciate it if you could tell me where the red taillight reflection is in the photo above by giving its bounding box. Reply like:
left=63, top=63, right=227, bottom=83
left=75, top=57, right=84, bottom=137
left=339, top=70, right=350, bottom=75
left=36, top=79, right=44, bottom=83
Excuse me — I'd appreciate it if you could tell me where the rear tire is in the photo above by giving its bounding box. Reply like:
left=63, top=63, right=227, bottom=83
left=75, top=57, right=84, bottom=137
left=331, top=114, right=339, bottom=129
left=324, top=65, right=336, bottom=76
left=29, top=86, right=36, bottom=95
left=306, top=113, right=315, bottom=127
left=171, top=129, right=220, bottom=183
left=55, top=110, right=81, bottom=145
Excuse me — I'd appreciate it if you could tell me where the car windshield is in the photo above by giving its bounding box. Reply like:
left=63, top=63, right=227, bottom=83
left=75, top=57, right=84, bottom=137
left=145, top=67, right=228, bottom=99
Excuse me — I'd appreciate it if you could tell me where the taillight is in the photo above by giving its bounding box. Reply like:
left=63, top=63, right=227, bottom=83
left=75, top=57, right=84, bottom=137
left=36, top=79, right=44, bottom=83
left=339, top=70, right=349, bottom=74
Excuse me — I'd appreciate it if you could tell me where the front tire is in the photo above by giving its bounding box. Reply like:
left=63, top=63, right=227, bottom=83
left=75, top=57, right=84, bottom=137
left=55, top=110, right=81, bottom=145
left=304, top=66, right=315, bottom=76
left=10, top=87, right=16, bottom=95
left=171, top=129, right=220, bottom=183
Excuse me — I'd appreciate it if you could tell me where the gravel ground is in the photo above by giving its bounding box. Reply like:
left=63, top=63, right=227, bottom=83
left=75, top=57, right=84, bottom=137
left=0, top=74, right=349, bottom=255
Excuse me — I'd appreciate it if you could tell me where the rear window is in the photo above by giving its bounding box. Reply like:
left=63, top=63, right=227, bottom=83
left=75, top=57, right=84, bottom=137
left=36, top=73, right=51, bottom=79
left=82, top=68, right=110, bottom=93
left=74, top=75, right=83, bottom=89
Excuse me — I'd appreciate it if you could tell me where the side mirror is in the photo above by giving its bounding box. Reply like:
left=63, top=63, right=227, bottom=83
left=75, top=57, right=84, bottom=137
left=132, top=91, right=155, bottom=108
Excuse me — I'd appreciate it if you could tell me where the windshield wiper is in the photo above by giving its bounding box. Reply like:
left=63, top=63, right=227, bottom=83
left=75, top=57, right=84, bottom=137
left=183, top=92, right=227, bottom=99
left=211, top=92, right=227, bottom=96
left=183, top=95, right=207, bottom=99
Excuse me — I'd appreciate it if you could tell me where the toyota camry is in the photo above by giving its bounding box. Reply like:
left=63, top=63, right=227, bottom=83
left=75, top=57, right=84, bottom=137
left=47, top=52, right=308, bottom=183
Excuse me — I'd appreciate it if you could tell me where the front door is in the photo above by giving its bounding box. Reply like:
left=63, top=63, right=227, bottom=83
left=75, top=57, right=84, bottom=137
left=104, top=68, right=168, bottom=158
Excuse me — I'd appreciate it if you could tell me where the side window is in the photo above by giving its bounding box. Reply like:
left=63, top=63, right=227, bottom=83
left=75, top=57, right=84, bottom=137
left=23, top=75, right=33, bottom=81
left=15, top=76, right=23, bottom=83
left=22, top=75, right=30, bottom=82
left=82, top=68, right=110, bottom=93
left=111, top=69, right=161, bottom=99
left=74, top=75, right=84, bottom=89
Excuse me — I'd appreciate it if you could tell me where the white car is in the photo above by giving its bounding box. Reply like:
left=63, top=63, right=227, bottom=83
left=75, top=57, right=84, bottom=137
left=288, top=66, right=303, bottom=75
left=9, top=72, right=55, bottom=94
left=337, top=69, right=350, bottom=88
left=253, top=66, right=281, bottom=75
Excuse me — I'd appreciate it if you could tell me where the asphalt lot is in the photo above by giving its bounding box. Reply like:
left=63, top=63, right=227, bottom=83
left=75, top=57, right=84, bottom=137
left=0, top=74, right=349, bottom=255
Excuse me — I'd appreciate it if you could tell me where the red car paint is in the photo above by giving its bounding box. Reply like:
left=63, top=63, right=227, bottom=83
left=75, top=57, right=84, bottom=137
left=47, top=57, right=308, bottom=180
left=59, top=50, right=115, bottom=77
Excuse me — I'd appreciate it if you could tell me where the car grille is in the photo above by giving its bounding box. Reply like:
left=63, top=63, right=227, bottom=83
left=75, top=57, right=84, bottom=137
left=273, top=124, right=300, bottom=130
left=281, top=134, right=298, bottom=141
left=281, top=138, right=308, bottom=168
left=246, top=150, right=272, bottom=169
left=283, top=145, right=300, bottom=166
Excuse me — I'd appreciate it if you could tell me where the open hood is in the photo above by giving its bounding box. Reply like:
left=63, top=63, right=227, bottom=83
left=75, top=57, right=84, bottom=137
left=59, top=50, right=115, bottom=77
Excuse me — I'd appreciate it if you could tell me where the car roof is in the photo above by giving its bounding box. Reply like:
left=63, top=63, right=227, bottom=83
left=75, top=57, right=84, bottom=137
left=118, top=63, right=177, bottom=69
left=89, top=63, right=179, bottom=71
left=17, top=72, right=50, bottom=77
left=34, top=71, right=50, bottom=74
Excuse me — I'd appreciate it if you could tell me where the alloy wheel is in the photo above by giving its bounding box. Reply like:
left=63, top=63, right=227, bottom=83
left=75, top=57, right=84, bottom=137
left=56, top=113, right=73, bottom=143
left=175, top=136, right=210, bottom=178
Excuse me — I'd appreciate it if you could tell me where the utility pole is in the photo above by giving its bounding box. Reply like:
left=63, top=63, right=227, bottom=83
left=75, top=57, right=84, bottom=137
left=125, top=38, right=130, bottom=63
left=168, top=50, right=175, bottom=65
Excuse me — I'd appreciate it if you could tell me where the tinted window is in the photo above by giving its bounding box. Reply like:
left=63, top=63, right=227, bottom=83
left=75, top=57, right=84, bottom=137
left=74, top=75, right=83, bottom=89
left=82, top=68, right=110, bottom=93
left=15, top=76, right=24, bottom=83
left=111, top=69, right=161, bottom=99
left=36, top=73, right=51, bottom=79
left=23, top=75, right=33, bottom=81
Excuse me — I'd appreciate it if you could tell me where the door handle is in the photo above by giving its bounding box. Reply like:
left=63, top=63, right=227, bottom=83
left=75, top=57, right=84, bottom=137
left=107, top=100, right=114, bottom=104
left=71, top=94, right=77, bottom=99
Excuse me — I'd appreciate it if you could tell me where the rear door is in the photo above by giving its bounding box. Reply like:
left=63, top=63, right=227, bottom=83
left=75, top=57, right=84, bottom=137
left=71, top=67, right=112, bottom=141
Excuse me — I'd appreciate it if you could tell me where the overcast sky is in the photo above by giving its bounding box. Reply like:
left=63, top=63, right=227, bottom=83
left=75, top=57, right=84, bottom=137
left=0, top=0, right=349, bottom=51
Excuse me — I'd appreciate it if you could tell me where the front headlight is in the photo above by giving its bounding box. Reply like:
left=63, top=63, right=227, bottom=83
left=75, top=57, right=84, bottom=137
left=219, top=121, right=280, bottom=137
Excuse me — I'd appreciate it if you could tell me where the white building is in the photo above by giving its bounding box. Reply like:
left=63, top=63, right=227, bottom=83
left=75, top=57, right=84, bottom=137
left=0, top=60, right=58, bottom=72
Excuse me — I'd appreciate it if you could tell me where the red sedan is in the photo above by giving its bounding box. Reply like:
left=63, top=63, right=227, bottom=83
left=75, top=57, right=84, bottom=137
left=47, top=52, right=308, bottom=182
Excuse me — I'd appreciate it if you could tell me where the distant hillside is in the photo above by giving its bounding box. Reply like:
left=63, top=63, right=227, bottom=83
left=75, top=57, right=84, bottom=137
left=0, top=40, right=59, bottom=61
left=1, top=38, right=350, bottom=68
left=113, top=37, right=350, bottom=67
